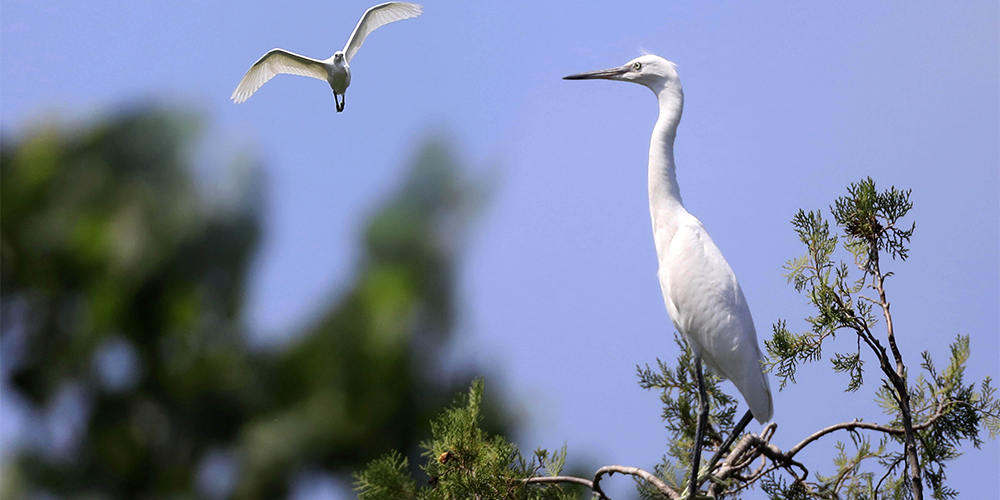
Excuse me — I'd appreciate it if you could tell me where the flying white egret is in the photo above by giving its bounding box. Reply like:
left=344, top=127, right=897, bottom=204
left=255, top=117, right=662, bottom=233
left=565, top=55, right=773, bottom=498
left=231, top=2, right=422, bottom=111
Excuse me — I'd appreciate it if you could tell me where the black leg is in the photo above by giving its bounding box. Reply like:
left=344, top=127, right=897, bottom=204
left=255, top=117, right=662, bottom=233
left=688, top=355, right=708, bottom=500
left=697, top=408, right=754, bottom=494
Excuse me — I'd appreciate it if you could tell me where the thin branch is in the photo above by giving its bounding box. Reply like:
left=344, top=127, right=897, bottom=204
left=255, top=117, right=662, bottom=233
left=734, top=461, right=779, bottom=486
left=727, top=463, right=793, bottom=497
left=594, top=465, right=680, bottom=500
left=829, top=290, right=893, bottom=378
left=525, top=465, right=680, bottom=500
left=523, top=475, right=595, bottom=490
left=871, top=253, right=923, bottom=500
left=832, top=451, right=859, bottom=494
left=873, top=455, right=905, bottom=498
left=757, top=442, right=809, bottom=481
left=786, top=407, right=948, bottom=460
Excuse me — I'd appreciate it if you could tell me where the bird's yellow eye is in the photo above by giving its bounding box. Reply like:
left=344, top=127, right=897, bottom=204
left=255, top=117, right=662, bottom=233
left=633, top=62, right=642, bottom=70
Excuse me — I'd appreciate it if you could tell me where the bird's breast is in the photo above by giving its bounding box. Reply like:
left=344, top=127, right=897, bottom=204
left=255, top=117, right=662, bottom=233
left=328, top=64, right=351, bottom=93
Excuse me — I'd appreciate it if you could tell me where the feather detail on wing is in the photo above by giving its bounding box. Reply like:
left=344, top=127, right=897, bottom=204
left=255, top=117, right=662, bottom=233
left=231, top=49, right=328, bottom=103
left=343, top=2, right=422, bottom=62
left=662, top=218, right=774, bottom=423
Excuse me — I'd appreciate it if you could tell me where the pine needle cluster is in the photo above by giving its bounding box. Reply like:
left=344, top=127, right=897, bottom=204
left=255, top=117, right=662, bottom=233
left=354, top=380, right=581, bottom=500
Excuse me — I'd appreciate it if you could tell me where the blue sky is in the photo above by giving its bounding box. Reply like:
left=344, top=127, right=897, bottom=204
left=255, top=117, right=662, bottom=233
left=3, top=1, right=998, bottom=498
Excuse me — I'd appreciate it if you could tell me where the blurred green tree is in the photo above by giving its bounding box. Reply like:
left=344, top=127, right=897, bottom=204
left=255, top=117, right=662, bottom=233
left=1, top=107, right=509, bottom=499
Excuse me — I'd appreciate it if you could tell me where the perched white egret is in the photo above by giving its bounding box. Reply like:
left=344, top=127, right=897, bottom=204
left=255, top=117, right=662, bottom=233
left=231, top=2, right=422, bottom=111
left=565, top=54, right=773, bottom=497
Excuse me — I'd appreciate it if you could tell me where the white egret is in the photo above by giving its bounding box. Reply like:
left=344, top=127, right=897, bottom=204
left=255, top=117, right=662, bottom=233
left=565, top=55, right=773, bottom=498
left=231, top=2, right=422, bottom=111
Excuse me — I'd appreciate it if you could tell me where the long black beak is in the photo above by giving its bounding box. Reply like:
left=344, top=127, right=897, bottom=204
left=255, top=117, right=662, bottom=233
left=563, top=67, right=628, bottom=80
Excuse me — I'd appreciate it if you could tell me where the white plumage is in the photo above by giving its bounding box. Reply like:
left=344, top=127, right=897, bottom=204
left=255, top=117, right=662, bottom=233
left=231, top=2, right=422, bottom=111
left=565, top=54, right=773, bottom=424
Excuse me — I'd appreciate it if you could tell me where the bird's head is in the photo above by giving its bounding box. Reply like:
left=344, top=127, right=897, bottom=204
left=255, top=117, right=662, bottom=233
left=564, top=54, right=680, bottom=94
left=333, top=51, right=346, bottom=64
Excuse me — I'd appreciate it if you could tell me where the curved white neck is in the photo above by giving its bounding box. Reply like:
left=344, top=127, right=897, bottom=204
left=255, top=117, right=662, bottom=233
left=648, top=85, right=685, bottom=214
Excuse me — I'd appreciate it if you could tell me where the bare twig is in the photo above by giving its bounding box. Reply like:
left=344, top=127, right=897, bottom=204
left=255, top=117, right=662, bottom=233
left=785, top=407, right=946, bottom=460
left=874, top=455, right=905, bottom=496
left=525, top=465, right=680, bottom=500
left=594, top=465, right=680, bottom=500
left=523, top=475, right=595, bottom=490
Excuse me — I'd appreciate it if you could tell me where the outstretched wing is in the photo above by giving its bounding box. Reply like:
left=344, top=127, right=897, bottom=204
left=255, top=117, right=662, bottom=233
left=342, top=2, right=422, bottom=62
left=660, top=215, right=773, bottom=423
left=231, top=49, right=328, bottom=103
